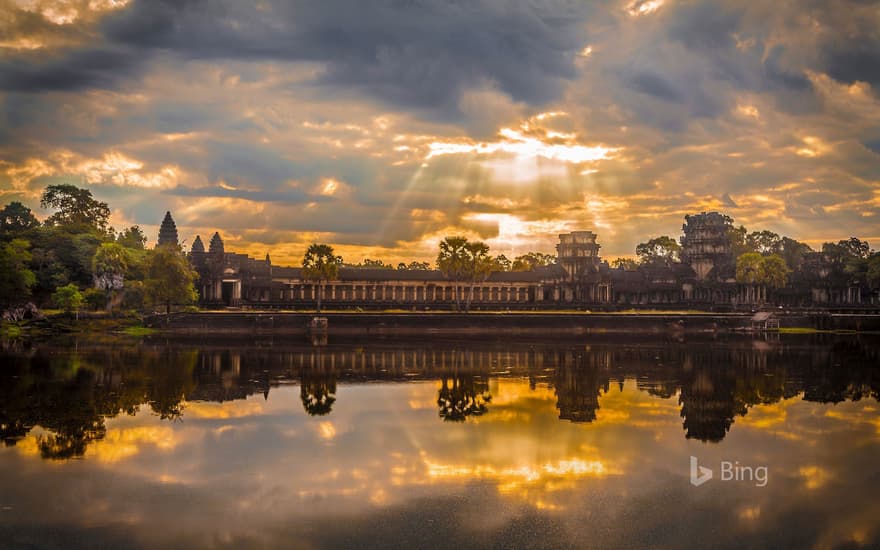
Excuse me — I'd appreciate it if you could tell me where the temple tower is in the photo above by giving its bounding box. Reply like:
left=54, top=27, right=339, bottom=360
left=556, top=231, right=602, bottom=280
left=191, top=235, right=205, bottom=254
left=680, top=212, right=734, bottom=281
left=209, top=232, right=225, bottom=256
left=157, top=211, right=179, bottom=248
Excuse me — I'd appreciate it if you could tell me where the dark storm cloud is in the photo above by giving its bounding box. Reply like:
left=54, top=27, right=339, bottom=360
left=665, top=0, right=742, bottom=51
left=0, top=47, right=141, bottom=92
left=1, top=0, right=597, bottom=117
left=826, top=47, right=880, bottom=89
left=626, top=72, right=683, bottom=103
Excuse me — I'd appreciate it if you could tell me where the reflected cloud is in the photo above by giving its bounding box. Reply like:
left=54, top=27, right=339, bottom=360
left=86, top=425, right=177, bottom=463
left=184, top=400, right=265, bottom=419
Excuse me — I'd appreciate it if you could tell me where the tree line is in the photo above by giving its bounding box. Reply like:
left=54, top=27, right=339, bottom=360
left=610, top=219, right=879, bottom=294
left=0, top=184, right=196, bottom=318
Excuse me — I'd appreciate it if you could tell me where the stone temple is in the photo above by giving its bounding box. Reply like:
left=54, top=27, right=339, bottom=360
left=160, top=212, right=876, bottom=309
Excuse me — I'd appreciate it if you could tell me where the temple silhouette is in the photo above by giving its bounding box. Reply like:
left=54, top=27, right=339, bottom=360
left=159, top=211, right=877, bottom=309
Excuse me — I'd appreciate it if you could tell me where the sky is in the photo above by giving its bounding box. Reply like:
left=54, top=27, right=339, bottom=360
left=0, top=0, right=878, bottom=265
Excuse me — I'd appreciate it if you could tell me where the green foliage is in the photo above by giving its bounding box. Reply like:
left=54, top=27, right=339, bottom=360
left=822, top=237, right=873, bottom=269
left=511, top=252, right=556, bottom=271
left=437, top=237, right=496, bottom=311
left=437, top=236, right=468, bottom=279
left=0, top=239, right=36, bottom=307
left=611, top=258, right=639, bottom=270
left=636, top=236, right=680, bottom=264
left=736, top=253, right=791, bottom=288
left=82, top=288, right=107, bottom=311
left=746, top=230, right=782, bottom=255
left=463, top=241, right=493, bottom=312
left=52, top=283, right=84, bottom=316
left=436, top=236, right=469, bottom=310
left=0, top=201, right=40, bottom=237
left=121, top=280, right=146, bottom=311
left=116, top=226, right=147, bottom=250
left=28, top=225, right=104, bottom=296
left=144, top=247, right=198, bottom=315
left=92, top=242, right=130, bottom=290
left=761, top=254, right=790, bottom=289
left=736, top=252, right=764, bottom=284
left=302, top=244, right=342, bottom=281
left=778, top=237, right=812, bottom=270
left=301, top=244, right=341, bottom=313
left=40, top=184, right=110, bottom=232
left=728, top=225, right=750, bottom=257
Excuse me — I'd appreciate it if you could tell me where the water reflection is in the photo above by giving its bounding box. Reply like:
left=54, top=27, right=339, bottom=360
left=0, top=335, right=879, bottom=548
left=437, top=373, right=491, bottom=421
left=1, top=336, right=879, bottom=460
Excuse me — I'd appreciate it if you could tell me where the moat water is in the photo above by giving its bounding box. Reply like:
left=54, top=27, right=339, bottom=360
left=0, top=335, right=878, bottom=549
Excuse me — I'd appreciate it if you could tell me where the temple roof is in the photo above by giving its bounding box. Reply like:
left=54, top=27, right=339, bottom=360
left=267, top=265, right=565, bottom=283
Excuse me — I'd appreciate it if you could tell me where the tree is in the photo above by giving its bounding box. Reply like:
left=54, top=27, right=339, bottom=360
left=92, top=243, right=130, bottom=313
left=0, top=239, right=36, bottom=307
left=40, top=184, right=110, bottom=232
left=746, top=230, right=782, bottom=255
left=611, top=258, right=639, bottom=270
left=52, top=283, right=84, bottom=319
left=636, top=236, right=680, bottom=264
left=346, top=258, right=393, bottom=269
left=117, top=226, right=147, bottom=250
left=403, top=261, right=430, bottom=270
left=28, top=225, right=103, bottom=294
left=736, top=253, right=764, bottom=285
left=144, top=246, right=198, bottom=320
left=437, top=236, right=468, bottom=311
left=779, top=237, right=812, bottom=270
left=728, top=225, right=751, bottom=257
left=837, top=237, right=872, bottom=260
left=437, top=374, right=491, bottom=421
left=463, top=241, right=493, bottom=312
left=301, top=244, right=341, bottom=313
left=761, top=254, right=791, bottom=289
left=83, top=288, right=107, bottom=311
left=494, top=254, right=511, bottom=272
left=867, top=254, right=880, bottom=289
left=511, top=252, right=555, bottom=271
left=736, top=252, right=790, bottom=303
left=300, top=370, right=337, bottom=416
left=0, top=202, right=40, bottom=237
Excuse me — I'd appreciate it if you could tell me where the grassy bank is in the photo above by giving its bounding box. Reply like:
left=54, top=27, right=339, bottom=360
left=2, top=312, right=155, bottom=339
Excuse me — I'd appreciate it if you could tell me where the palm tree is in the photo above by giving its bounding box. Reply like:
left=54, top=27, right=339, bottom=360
left=302, top=244, right=341, bottom=313
left=463, top=241, right=493, bottom=312
left=92, top=242, right=130, bottom=313
left=436, top=236, right=468, bottom=311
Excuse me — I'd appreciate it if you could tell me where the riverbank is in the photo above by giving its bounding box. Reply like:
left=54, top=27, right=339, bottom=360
left=142, top=311, right=880, bottom=335
left=0, top=313, right=155, bottom=339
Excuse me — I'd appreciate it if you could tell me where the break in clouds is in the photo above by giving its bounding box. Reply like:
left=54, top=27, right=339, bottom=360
left=0, top=0, right=878, bottom=264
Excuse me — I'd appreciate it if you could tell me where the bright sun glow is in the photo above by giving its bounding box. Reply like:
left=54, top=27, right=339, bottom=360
left=427, top=127, right=616, bottom=164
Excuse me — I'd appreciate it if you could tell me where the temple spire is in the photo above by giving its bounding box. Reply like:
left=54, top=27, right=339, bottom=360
left=209, top=232, right=225, bottom=255
left=157, top=211, right=179, bottom=248
left=191, top=235, right=205, bottom=254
